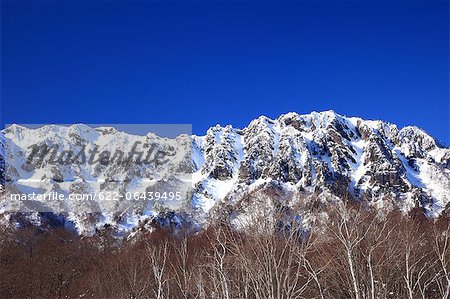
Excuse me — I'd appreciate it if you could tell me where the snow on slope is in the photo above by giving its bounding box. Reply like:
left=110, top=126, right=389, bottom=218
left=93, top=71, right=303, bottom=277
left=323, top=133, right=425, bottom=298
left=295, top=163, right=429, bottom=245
left=1, top=111, right=449, bottom=235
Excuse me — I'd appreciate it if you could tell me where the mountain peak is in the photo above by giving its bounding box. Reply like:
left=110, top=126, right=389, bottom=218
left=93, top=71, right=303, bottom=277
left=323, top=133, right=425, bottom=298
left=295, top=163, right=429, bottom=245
left=1, top=112, right=449, bottom=234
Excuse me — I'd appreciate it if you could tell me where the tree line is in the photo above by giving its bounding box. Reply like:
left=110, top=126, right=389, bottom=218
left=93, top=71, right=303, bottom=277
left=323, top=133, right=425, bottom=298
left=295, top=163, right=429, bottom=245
left=0, top=204, right=449, bottom=299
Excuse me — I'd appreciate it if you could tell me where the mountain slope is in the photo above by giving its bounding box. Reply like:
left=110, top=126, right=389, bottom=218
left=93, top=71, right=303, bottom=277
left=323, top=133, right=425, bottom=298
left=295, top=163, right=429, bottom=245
left=1, top=111, right=449, bottom=234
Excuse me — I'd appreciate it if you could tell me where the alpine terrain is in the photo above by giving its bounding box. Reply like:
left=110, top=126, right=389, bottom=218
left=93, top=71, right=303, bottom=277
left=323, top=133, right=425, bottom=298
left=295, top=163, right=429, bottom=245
left=1, top=111, right=449, bottom=235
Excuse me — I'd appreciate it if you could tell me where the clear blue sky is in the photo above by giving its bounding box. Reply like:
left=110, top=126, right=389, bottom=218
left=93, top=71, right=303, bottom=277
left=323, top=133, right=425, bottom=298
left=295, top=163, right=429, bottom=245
left=1, top=0, right=449, bottom=144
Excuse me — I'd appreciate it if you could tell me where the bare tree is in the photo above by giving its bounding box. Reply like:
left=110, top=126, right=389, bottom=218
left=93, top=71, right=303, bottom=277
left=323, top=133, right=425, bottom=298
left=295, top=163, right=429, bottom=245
left=325, top=205, right=377, bottom=299
left=3, top=198, right=450, bottom=299
left=146, top=239, right=170, bottom=299
left=431, top=221, right=450, bottom=299
left=400, top=220, right=434, bottom=299
left=171, top=237, right=198, bottom=299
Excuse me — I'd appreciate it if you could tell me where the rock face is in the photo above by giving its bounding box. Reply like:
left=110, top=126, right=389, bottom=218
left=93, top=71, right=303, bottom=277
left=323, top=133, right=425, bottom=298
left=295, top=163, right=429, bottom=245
left=192, top=111, right=450, bottom=224
left=1, top=111, right=450, bottom=234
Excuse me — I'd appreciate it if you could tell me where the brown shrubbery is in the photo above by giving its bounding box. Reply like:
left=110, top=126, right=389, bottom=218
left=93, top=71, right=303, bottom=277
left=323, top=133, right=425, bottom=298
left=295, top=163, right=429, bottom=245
left=1, top=205, right=449, bottom=299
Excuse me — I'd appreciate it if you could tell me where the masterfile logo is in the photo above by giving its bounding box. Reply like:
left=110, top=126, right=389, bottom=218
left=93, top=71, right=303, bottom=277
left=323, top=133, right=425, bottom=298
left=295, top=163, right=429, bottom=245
left=2, top=124, right=193, bottom=213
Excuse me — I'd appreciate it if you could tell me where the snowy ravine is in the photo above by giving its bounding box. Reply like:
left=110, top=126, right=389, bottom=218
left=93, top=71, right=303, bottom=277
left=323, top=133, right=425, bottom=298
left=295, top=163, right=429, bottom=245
left=1, top=111, right=449, bottom=235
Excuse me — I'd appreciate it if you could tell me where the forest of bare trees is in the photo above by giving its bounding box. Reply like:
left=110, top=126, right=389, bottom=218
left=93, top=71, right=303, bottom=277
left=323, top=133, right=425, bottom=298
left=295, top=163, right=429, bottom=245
left=1, top=205, right=449, bottom=299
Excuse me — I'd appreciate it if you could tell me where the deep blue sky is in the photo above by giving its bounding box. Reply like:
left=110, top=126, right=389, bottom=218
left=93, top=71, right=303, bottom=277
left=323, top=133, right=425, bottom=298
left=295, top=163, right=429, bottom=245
left=1, top=0, right=449, bottom=143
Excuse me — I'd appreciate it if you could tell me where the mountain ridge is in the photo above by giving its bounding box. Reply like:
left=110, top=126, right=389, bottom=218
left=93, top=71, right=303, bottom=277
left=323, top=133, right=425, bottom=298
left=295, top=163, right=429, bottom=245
left=1, top=111, right=449, bottom=235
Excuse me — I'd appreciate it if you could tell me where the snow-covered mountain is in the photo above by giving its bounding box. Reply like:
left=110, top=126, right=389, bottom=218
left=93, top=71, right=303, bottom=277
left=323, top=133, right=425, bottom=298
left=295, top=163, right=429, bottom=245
left=1, top=111, right=449, bottom=235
